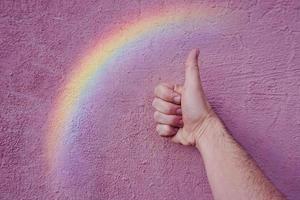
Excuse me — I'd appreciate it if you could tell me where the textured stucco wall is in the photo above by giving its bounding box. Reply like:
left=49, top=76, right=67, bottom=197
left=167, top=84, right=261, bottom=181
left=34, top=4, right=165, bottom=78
left=0, top=0, right=299, bottom=199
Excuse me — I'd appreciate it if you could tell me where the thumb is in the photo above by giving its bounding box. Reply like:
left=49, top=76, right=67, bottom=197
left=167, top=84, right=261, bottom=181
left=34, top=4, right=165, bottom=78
left=184, top=49, right=202, bottom=91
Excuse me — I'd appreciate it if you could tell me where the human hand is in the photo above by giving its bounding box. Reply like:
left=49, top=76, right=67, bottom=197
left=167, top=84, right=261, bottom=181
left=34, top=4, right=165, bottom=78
left=152, top=49, right=218, bottom=146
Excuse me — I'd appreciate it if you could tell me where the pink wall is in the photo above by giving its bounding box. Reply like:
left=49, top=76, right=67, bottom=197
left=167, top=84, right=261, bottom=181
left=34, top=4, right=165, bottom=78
left=0, top=0, right=299, bottom=199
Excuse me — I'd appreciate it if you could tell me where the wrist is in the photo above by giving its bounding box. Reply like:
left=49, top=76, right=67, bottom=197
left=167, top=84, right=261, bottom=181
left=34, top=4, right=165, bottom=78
left=194, top=115, right=226, bottom=153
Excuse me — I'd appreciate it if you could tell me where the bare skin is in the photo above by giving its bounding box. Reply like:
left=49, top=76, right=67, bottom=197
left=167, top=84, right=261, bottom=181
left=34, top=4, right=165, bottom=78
left=152, top=49, right=285, bottom=200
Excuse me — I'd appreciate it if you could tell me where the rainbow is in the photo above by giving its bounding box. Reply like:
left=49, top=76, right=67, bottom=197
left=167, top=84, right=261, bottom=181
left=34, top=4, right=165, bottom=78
left=46, top=5, right=223, bottom=170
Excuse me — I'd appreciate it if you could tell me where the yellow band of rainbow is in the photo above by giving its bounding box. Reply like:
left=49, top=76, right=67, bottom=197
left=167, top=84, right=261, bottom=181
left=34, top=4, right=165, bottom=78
left=46, top=5, right=223, bottom=171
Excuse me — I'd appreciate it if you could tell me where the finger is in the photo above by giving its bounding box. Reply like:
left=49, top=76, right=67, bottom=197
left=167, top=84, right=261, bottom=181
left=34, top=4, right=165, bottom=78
left=171, top=129, right=190, bottom=145
left=153, top=111, right=183, bottom=127
left=156, top=124, right=178, bottom=137
left=152, top=97, right=182, bottom=115
left=184, top=48, right=202, bottom=91
left=174, top=84, right=183, bottom=94
left=154, top=83, right=181, bottom=104
left=171, top=132, right=182, bottom=144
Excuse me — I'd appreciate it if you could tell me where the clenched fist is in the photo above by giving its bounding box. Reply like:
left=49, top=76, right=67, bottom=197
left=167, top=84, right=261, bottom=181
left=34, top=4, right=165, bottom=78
left=152, top=49, right=217, bottom=146
left=152, top=49, right=286, bottom=200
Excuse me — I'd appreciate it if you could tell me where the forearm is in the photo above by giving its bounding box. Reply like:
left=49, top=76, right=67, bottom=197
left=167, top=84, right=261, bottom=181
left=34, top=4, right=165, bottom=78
left=152, top=49, right=286, bottom=199
left=196, top=117, right=285, bottom=200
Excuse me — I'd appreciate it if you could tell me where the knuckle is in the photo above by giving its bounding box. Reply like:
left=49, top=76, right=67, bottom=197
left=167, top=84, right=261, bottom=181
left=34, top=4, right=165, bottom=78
left=158, top=130, right=165, bottom=136
left=164, top=126, right=173, bottom=134
left=156, top=125, right=160, bottom=132
left=154, top=84, right=163, bottom=94
left=159, top=125, right=171, bottom=136
left=156, top=125, right=165, bottom=136
left=155, top=84, right=173, bottom=100
left=167, top=90, right=175, bottom=98
left=152, top=98, right=157, bottom=108
left=153, top=111, right=160, bottom=121
left=159, top=102, right=169, bottom=113
left=160, top=124, right=168, bottom=132
left=158, top=100, right=177, bottom=114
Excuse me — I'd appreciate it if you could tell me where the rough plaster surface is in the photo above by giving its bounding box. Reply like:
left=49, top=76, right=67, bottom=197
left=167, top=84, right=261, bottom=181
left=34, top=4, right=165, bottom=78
left=0, top=0, right=300, bottom=199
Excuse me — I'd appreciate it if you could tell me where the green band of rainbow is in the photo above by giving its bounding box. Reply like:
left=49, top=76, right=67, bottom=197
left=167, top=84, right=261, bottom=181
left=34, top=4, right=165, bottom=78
left=46, top=5, right=222, bottom=170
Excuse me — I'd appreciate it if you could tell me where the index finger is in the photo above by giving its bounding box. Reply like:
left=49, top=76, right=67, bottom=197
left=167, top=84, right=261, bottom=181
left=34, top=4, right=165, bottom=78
left=154, top=83, right=181, bottom=104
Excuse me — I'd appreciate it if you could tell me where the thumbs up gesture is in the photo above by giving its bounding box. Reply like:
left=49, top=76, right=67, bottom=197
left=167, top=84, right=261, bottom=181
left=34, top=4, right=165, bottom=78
left=152, top=49, right=217, bottom=146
